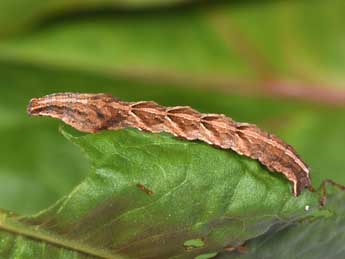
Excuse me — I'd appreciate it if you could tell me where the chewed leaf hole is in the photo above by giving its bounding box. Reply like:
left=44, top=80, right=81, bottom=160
left=194, top=252, right=218, bottom=259
left=183, top=238, right=205, bottom=251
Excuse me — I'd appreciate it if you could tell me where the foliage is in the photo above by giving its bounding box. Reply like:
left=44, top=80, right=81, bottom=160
left=0, top=0, right=344, bottom=258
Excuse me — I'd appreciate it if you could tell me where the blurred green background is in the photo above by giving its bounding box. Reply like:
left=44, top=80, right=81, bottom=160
left=0, top=0, right=345, bottom=216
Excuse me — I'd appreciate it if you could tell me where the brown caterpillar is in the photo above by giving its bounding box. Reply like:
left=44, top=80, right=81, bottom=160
left=27, top=92, right=311, bottom=196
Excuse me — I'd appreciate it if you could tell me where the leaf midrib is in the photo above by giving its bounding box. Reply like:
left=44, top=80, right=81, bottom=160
left=0, top=211, right=127, bottom=259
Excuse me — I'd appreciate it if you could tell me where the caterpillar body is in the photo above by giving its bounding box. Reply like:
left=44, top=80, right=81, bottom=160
left=28, top=93, right=311, bottom=196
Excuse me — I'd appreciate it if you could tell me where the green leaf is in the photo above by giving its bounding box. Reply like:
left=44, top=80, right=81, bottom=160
left=217, top=190, right=345, bottom=259
left=0, top=0, right=188, bottom=35
left=0, top=1, right=344, bottom=89
left=0, top=126, right=322, bottom=259
left=0, top=0, right=345, bottom=258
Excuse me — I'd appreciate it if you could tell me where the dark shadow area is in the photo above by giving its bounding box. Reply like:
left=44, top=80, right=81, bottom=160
left=30, top=0, right=290, bottom=33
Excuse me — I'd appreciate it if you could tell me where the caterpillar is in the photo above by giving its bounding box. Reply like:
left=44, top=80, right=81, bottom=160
left=27, top=92, right=311, bottom=196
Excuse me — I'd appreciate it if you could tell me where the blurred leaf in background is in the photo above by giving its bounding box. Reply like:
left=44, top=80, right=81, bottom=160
left=0, top=0, right=344, bottom=258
